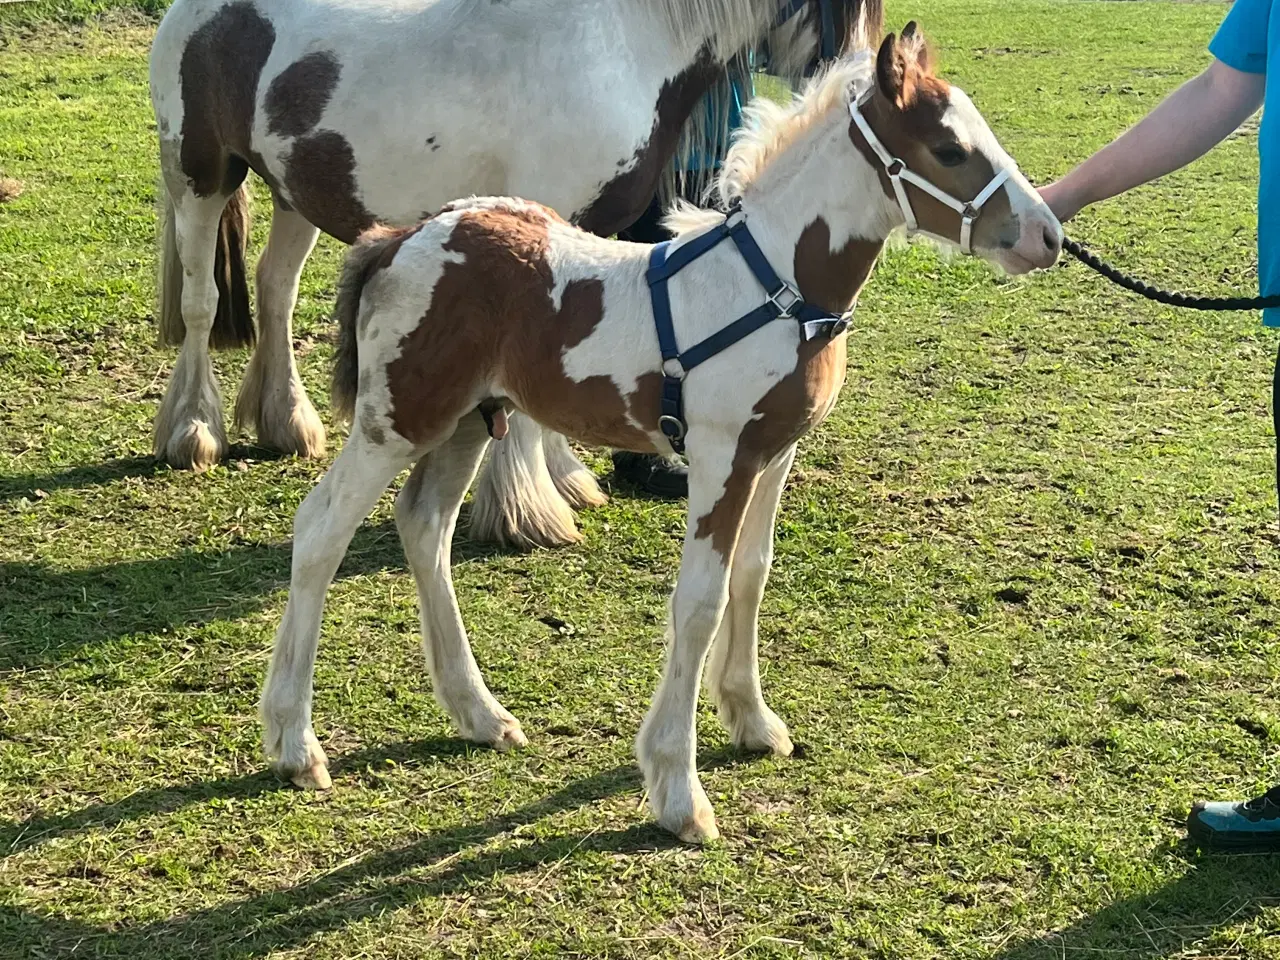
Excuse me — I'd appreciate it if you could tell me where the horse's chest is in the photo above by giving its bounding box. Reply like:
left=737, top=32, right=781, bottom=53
left=734, top=336, right=848, bottom=466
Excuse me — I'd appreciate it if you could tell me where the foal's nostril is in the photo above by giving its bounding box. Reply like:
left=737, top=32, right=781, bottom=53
left=1042, top=224, right=1061, bottom=256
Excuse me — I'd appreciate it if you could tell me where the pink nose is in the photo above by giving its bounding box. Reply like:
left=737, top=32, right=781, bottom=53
left=1016, top=215, right=1062, bottom=269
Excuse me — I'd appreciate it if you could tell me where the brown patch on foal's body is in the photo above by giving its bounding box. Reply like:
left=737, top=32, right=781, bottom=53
left=384, top=206, right=659, bottom=451
left=693, top=218, right=882, bottom=560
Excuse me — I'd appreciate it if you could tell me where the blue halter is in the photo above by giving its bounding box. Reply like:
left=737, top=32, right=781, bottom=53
left=645, top=203, right=851, bottom=454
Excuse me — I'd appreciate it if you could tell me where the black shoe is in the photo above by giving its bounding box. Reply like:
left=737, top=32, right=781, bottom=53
left=1187, top=784, right=1280, bottom=852
left=611, top=451, right=688, bottom=500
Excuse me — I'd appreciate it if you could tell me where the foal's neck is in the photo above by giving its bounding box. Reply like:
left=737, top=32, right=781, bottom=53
left=735, top=109, right=897, bottom=312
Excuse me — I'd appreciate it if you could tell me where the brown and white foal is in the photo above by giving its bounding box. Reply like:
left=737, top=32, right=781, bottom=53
left=261, top=29, right=1061, bottom=842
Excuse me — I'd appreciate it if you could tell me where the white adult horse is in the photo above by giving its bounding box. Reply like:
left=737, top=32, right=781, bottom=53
left=260, top=27, right=1062, bottom=841
left=148, top=0, right=881, bottom=548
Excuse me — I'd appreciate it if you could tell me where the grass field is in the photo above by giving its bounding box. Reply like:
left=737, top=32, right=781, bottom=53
left=3, top=1, right=1280, bottom=957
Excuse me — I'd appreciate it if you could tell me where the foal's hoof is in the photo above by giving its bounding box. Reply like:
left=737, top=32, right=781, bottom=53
left=491, top=724, right=528, bottom=752
left=456, top=702, right=528, bottom=752
left=290, top=761, right=332, bottom=791
left=675, top=809, right=720, bottom=845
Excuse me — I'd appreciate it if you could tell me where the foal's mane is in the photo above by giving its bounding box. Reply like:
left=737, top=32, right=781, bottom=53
left=664, top=52, right=876, bottom=234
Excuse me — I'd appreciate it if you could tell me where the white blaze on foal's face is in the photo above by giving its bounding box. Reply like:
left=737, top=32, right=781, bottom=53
left=857, top=24, right=1062, bottom=274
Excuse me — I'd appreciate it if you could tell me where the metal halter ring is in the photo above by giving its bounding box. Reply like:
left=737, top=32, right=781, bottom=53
left=658, top=415, right=687, bottom=442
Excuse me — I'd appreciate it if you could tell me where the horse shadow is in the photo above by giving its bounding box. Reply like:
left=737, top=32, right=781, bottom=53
left=0, top=748, right=759, bottom=958
left=0, top=505, right=513, bottom=671
left=994, top=843, right=1280, bottom=959
left=0, top=446, right=291, bottom=506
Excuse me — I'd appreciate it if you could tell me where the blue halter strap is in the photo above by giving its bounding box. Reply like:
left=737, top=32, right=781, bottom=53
left=645, top=204, right=850, bottom=454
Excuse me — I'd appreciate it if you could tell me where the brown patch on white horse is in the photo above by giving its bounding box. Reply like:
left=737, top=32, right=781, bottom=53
left=282, top=131, right=375, bottom=244
left=177, top=0, right=274, bottom=198
left=265, top=51, right=342, bottom=139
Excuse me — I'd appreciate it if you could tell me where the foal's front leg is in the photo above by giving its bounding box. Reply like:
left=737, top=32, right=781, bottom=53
left=637, top=441, right=758, bottom=843
left=705, top=446, right=797, bottom=756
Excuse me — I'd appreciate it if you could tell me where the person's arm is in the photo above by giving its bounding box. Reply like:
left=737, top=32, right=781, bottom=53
left=1041, top=59, right=1265, bottom=222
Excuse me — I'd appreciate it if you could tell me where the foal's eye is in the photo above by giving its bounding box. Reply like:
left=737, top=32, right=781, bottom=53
left=931, top=145, right=969, bottom=167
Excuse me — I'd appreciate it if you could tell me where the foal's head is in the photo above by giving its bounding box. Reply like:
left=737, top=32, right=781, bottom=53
left=855, top=24, right=1061, bottom=273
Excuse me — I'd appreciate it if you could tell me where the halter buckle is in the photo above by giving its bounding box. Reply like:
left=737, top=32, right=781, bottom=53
left=767, top=280, right=802, bottom=319
left=886, top=158, right=906, bottom=178
left=661, top=358, right=686, bottom=380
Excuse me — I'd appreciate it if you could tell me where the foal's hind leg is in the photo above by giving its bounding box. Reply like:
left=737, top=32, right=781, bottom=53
left=154, top=169, right=233, bottom=470
left=396, top=413, right=527, bottom=750
left=636, top=438, right=757, bottom=843
left=261, top=432, right=411, bottom=788
left=234, top=201, right=326, bottom=458
left=705, top=446, right=797, bottom=756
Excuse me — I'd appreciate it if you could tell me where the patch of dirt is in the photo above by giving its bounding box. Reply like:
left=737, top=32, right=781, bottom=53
left=0, top=177, right=22, bottom=203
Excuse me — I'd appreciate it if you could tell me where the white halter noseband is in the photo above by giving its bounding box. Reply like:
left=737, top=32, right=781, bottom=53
left=848, top=91, right=1012, bottom=256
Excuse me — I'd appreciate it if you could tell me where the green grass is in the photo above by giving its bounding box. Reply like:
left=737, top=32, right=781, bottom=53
left=3, top=2, right=1280, bottom=957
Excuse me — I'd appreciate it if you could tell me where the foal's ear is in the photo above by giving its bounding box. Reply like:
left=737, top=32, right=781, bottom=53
left=900, top=20, right=932, bottom=73
left=876, top=32, right=911, bottom=109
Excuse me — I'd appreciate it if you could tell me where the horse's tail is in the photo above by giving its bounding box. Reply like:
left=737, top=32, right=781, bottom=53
left=332, top=225, right=406, bottom=423
left=157, top=182, right=255, bottom=349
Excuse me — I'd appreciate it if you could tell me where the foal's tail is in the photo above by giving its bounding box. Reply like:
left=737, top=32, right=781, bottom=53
left=157, top=182, right=255, bottom=349
left=331, top=225, right=408, bottom=423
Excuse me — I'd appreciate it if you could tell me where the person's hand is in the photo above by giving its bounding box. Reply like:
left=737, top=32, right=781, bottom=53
left=1038, top=179, right=1084, bottom=224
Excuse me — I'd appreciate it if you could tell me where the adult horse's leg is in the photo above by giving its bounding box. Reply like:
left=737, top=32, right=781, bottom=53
left=154, top=153, right=248, bottom=470
left=543, top=431, right=608, bottom=511
left=469, top=414, right=581, bottom=550
left=260, top=430, right=412, bottom=788
left=233, top=200, right=326, bottom=458
left=636, top=437, right=756, bottom=843
left=704, top=446, right=797, bottom=756
left=396, top=413, right=527, bottom=750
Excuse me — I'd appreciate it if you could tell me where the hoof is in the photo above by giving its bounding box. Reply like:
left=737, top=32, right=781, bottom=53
left=289, top=761, right=332, bottom=791
left=159, top=418, right=227, bottom=472
left=489, top=723, right=529, bottom=752
left=676, top=811, right=720, bottom=845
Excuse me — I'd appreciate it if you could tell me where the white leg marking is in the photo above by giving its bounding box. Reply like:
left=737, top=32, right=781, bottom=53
left=153, top=186, right=230, bottom=470
left=636, top=438, right=751, bottom=844
left=234, top=203, right=325, bottom=458
left=260, top=432, right=411, bottom=788
left=543, top=431, right=608, bottom=511
left=705, top=447, right=797, bottom=756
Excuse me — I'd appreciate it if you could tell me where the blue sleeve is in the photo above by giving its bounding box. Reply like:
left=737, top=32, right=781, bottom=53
left=1209, top=0, right=1271, bottom=74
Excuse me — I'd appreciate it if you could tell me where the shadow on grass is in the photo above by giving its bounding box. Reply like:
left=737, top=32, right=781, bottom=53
left=994, top=847, right=1280, bottom=959
left=0, top=752, right=767, bottom=958
left=0, top=736, right=478, bottom=858
left=0, top=509, right=514, bottom=671
left=0, top=446, right=305, bottom=506
left=0, top=455, right=166, bottom=503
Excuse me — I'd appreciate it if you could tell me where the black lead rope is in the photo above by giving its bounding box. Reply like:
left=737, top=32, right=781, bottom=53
left=1063, top=235, right=1280, bottom=311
